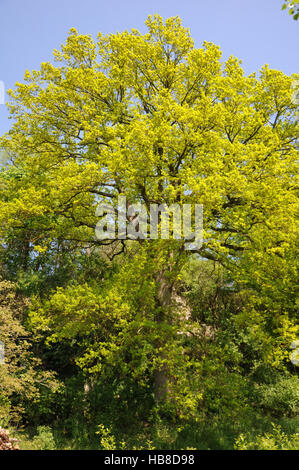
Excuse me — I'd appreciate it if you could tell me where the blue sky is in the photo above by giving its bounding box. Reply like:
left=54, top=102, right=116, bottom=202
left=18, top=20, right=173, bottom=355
left=0, top=0, right=298, bottom=135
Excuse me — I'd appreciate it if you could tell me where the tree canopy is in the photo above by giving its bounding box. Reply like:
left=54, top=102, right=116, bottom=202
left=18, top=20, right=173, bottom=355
left=282, top=0, right=299, bottom=20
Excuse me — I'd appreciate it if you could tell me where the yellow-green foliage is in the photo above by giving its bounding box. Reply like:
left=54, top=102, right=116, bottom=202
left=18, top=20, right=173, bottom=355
left=234, top=424, right=299, bottom=450
left=1, top=16, right=297, bottom=371
left=0, top=280, right=60, bottom=425
left=0, top=15, right=298, bottom=436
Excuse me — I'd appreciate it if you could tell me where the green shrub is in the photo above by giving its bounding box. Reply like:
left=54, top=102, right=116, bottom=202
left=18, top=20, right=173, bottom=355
left=21, top=426, right=56, bottom=450
left=234, top=424, right=299, bottom=450
left=253, top=374, right=299, bottom=418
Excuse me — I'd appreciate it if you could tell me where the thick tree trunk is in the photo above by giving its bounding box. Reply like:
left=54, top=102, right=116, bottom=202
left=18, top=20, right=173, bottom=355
left=154, top=268, right=174, bottom=402
left=154, top=366, right=168, bottom=402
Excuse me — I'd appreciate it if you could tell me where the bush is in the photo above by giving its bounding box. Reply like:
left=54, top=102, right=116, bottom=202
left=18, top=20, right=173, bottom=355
left=20, top=426, right=56, bottom=450
left=253, top=374, right=299, bottom=418
left=234, top=424, right=299, bottom=450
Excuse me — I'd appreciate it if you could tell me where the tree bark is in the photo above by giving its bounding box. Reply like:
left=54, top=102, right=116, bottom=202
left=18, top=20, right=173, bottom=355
left=154, top=268, right=174, bottom=402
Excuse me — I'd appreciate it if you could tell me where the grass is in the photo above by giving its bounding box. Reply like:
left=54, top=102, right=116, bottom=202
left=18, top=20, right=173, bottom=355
left=10, top=415, right=299, bottom=450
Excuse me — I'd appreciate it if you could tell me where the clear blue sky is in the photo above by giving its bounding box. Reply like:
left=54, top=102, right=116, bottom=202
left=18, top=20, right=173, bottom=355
left=0, top=0, right=298, bottom=135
